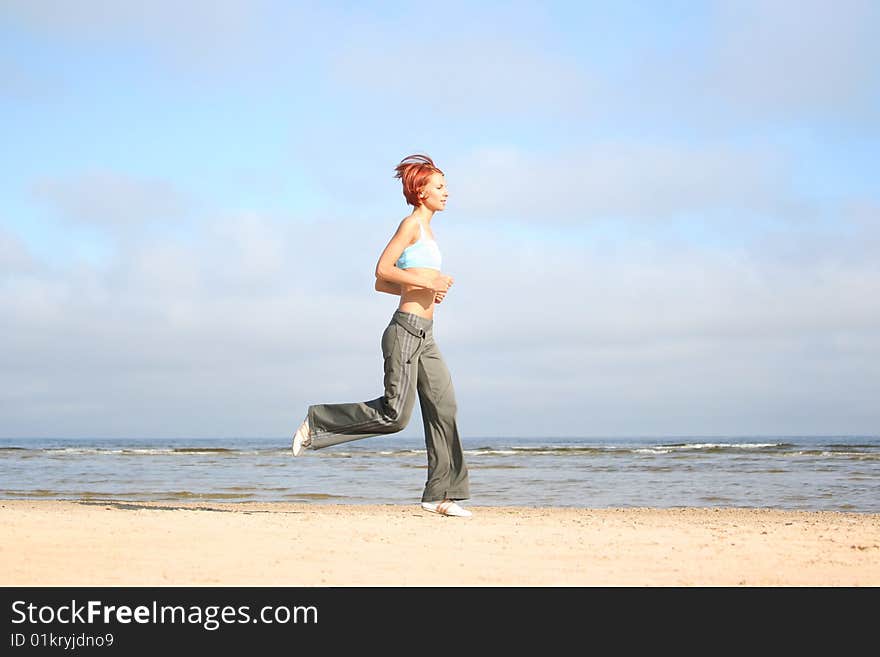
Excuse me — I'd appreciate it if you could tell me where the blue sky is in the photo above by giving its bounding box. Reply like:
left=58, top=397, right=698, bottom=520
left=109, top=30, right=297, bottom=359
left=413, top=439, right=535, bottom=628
left=1, top=1, right=878, bottom=438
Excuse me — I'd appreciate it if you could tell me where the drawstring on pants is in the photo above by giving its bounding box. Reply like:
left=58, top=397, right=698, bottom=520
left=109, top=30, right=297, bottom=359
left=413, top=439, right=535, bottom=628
left=392, top=315, right=427, bottom=364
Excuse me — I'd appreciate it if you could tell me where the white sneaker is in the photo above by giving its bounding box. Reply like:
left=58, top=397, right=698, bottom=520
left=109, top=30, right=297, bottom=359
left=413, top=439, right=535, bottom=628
left=421, top=500, right=472, bottom=517
left=291, top=417, right=311, bottom=456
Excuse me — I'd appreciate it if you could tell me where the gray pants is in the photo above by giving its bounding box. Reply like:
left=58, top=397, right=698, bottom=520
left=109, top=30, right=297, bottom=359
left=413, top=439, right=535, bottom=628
left=307, top=310, right=469, bottom=503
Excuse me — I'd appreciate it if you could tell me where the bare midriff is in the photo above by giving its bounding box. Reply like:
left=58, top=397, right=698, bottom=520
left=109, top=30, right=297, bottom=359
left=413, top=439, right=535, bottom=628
left=397, top=267, right=441, bottom=319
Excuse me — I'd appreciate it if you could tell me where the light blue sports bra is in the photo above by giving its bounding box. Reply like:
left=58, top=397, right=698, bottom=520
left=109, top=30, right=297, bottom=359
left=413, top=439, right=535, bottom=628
left=396, top=221, right=442, bottom=270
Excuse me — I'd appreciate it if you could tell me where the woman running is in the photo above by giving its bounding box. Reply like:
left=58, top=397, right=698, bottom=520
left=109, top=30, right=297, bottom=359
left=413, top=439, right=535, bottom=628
left=290, top=154, right=471, bottom=518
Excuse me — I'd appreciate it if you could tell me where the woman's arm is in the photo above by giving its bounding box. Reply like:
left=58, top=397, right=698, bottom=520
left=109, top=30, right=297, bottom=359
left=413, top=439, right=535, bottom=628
left=374, top=218, right=450, bottom=291
left=376, top=278, right=449, bottom=302
left=375, top=278, right=401, bottom=295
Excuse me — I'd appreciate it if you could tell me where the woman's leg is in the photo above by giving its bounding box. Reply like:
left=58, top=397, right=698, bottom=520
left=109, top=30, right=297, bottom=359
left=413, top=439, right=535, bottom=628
left=306, top=312, right=424, bottom=449
left=416, top=332, right=469, bottom=503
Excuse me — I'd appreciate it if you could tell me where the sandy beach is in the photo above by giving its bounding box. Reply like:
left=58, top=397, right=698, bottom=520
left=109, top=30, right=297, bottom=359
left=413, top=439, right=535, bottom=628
left=2, top=501, right=878, bottom=586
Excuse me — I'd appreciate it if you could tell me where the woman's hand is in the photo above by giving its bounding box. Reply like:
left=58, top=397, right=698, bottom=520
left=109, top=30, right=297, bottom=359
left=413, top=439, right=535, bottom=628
left=428, top=273, right=454, bottom=293
left=432, top=273, right=453, bottom=303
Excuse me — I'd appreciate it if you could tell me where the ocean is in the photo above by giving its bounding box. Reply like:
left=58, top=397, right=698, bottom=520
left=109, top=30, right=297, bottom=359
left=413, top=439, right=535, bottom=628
left=1, top=435, right=878, bottom=512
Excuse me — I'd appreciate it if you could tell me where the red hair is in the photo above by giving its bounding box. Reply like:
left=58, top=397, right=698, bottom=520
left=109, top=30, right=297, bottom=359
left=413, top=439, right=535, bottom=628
left=393, top=154, right=444, bottom=207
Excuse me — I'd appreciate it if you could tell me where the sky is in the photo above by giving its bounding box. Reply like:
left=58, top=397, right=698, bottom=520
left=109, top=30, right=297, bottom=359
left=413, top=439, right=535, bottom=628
left=1, top=1, right=878, bottom=439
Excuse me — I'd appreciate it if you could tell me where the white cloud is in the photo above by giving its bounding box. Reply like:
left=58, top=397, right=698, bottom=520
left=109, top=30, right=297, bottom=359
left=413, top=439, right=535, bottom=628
left=0, top=0, right=329, bottom=80
left=3, top=2, right=878, bottom=438
left=3, top=1, right=267, bottom=66
left=0, top=227, right=37, bottom=273
left=330, top=31, right=594, bottom=118
left=537, top=1, right=880, bottom=129
left=441, top=221, right=880, bottom=436
left=2, top=197, right=878, bottom=437
left=30, top=170, right=192, bottom=228
left=711, top=0, right=880, bottom=117
left=0, top=58, right=66, bottom=102
left=448, top=142, right=793, bottom=222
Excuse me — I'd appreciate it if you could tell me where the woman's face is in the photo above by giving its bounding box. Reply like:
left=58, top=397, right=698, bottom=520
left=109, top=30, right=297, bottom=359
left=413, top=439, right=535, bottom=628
left=419, top=172, right=448, bottom=211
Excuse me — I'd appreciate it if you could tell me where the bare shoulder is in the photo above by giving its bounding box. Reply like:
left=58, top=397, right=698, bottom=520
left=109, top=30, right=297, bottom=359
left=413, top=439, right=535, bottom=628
left=394, top=215, right=420, bottom=243
left=397, top=214, right=419, bottom=231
